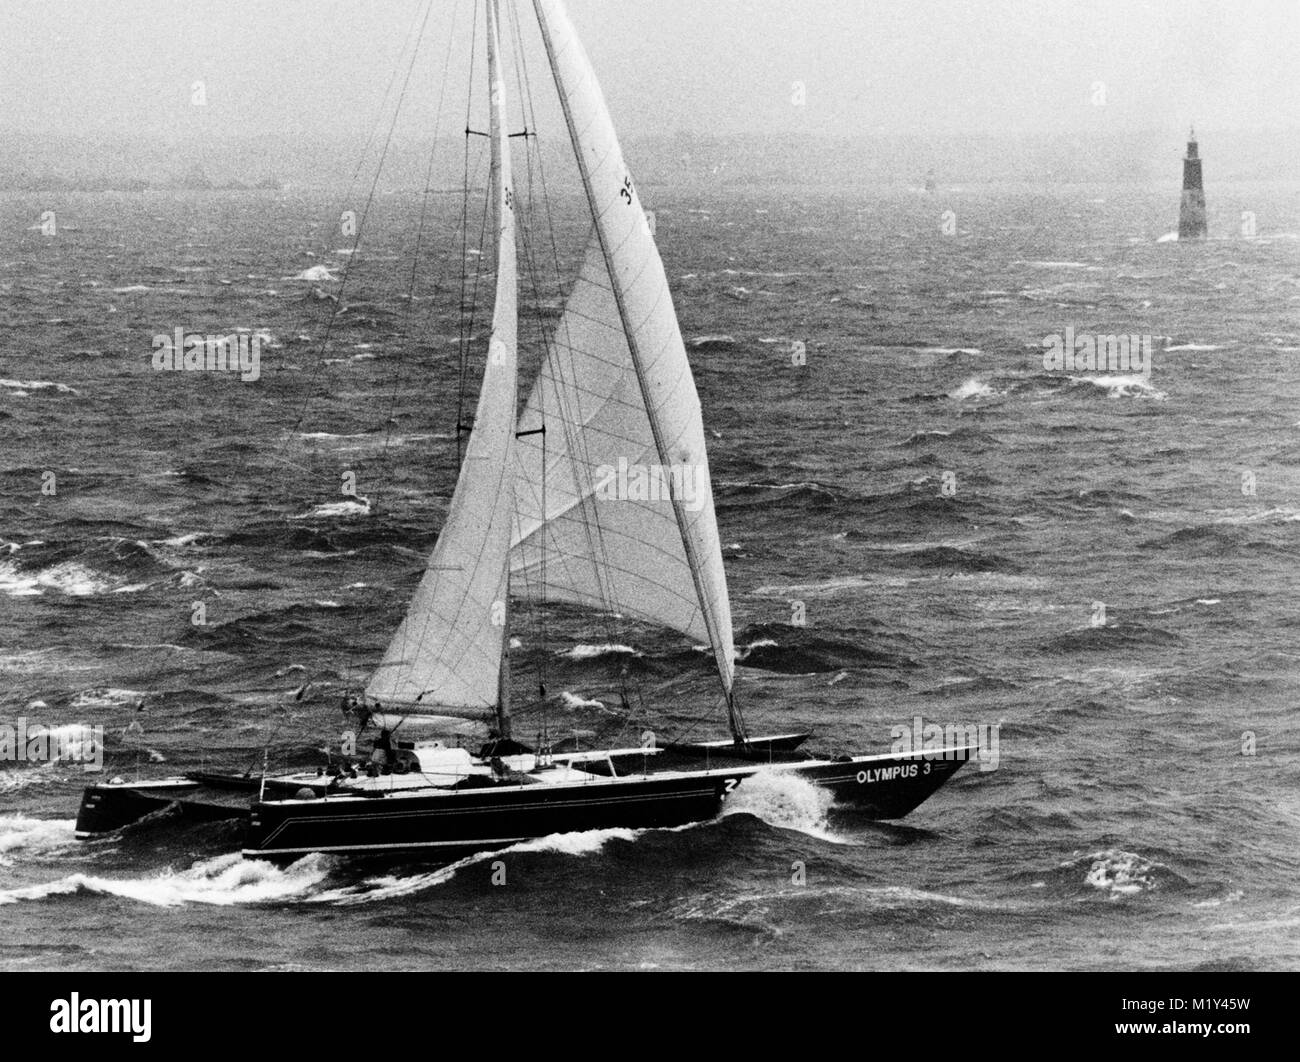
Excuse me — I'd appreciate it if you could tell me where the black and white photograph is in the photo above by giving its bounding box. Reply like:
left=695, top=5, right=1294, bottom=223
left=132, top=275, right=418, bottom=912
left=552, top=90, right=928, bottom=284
left=0, top=0, right=1295, bottom=1027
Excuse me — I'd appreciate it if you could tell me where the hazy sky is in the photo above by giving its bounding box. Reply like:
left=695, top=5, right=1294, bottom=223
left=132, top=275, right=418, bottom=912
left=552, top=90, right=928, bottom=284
left=1, top=0, right=1296, bottom=142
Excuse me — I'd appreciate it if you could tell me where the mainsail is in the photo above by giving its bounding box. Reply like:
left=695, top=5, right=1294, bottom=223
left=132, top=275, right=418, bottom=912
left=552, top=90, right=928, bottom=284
left=515, top=0, right=742, bottom=736
left=365, top=0, right=518, bottom=715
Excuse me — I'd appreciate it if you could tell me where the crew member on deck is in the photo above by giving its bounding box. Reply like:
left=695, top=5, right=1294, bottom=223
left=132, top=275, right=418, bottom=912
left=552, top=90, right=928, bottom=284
left=373, top=728, right=395, bottom=773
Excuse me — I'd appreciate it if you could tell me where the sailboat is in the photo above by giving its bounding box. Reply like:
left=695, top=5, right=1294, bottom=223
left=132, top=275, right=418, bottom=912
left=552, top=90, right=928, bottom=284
left=76, top=0, right=974, bottom=859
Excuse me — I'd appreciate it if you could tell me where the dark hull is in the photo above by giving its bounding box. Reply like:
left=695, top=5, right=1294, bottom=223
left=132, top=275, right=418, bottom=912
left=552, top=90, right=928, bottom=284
left=243, top=750, right=970, bottom=860
left=75, top=779, right=249, bottom=837
left=75, top=746, right=973, bottom=859
left=74, top=772, right=309, bottom=838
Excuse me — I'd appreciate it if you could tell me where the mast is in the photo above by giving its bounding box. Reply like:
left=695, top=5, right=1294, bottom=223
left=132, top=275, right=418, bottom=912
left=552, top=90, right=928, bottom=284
left=363, top=0, right=519, bottom=720
left=487, top=0, right=513, bottom=741
left=531, top=0, right=747, bottom=744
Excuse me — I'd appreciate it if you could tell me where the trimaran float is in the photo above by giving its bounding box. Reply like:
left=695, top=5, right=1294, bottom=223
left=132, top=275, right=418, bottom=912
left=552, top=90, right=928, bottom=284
left=77, top=0, right=972, bottom=859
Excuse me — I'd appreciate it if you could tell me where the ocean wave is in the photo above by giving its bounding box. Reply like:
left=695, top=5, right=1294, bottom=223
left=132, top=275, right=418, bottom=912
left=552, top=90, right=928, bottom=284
left=283, top=265, right=339, bottom=282
left=900, top=427, right=1000, bottom=448
left=1139, top=525, right=1268, bottom=556
left=688, top=335, right=737, bottom=349
left=1067, top=374, right=1167, bottom=399
left=1209, top=506, right=1300, bottom=525
left=0, top=534, right=176, bottom=597
left=722, top=768, right=847, bottom=845
left=0, top=816, right=76, bottom=867
left=1017, top=260, right=1101, bottom=270
left=753, top=575, right=876, bottom=597
left=310, top=828, right=642, bottom=906
left=0, top=764, right=59, bottom=796
left=1041, top=623, right=1183, bottom=653
left=292, top=499, right=372, bottom=519
left=0, top=378, right=79, bottom=396
left=920, top=674, right=1020, bottom=697
left=719, top=269, right=804, bottom=278
left=559, top=643, right=640, bottom=660
left=714, top=479, right=844, bottom=511
left=0, top=559, right=119, bottom=597
left=179, top=601, right=357, bottom=652
left=155, top=531, right=211, bottom=548
left=1048, top=486, right=1151, bottom=509
left=559, top=691, right=607, bottom=711
left=69, top=687, right=147, bottom=710
left=1076, top=849, right=1171, bottom=898
left=0, top=852, right=334, bottom=908
left=892, top=545, right=1020, bottom=574
left=949, top=377, right=1003, bottom=401
left=734, top=622, right=915, bottom=672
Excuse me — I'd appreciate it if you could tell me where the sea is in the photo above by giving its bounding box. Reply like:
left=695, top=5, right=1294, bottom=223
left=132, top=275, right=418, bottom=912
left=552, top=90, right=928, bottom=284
left=2, top=179, right=1299, bottom=971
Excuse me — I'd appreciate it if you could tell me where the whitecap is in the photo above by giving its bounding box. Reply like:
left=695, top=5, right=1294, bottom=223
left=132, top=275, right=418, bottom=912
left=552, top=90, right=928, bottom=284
left=1018, top=260, right=1099, bottom=270
left=754, top=575, right=873, bottom=597
left=310, top=828, right=640, bottom=906
left=559, top=691, right=607, bottom=711
left=156, top=532, right=208, bottom=549
left=70, top=688, right=147, bottom=710
left=1069, top=374, right=1166, bottom=399
left=0, top=560, right=115, bottom=597
left=0, top=852, right=333, bottom=907
left=284, top=265, right=339, bottom=282
left=1077, top=848, right=1161, bottom=897
left=292, top=498, right=371, bottom=519
left=0, top=378, right=79, bottom=395
left=0, top=816, right=76, bottom=866
left=721, top=768, right=851, bottom=845
left=949, top=377, right=995, bottom=400
left=559, top=643, right=639, bottom=660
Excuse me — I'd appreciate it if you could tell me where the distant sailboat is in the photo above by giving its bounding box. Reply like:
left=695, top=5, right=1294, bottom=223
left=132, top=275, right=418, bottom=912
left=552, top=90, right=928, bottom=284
left=77, top=0, right=974, bottom=858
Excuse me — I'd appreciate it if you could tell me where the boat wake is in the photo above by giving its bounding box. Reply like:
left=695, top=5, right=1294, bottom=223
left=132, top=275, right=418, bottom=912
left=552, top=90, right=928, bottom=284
left=0, top=851, right=334, bottom=907
left=309, top=827, right=642, bottom=906
left=1, top=825, right=646, bottom=909
left=0, top=816, right=77, bottom=867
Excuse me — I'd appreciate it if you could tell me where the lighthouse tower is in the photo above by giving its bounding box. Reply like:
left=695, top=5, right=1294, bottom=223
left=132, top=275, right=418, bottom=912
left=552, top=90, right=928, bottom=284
left=1178, top=127, right=1207, bottom=240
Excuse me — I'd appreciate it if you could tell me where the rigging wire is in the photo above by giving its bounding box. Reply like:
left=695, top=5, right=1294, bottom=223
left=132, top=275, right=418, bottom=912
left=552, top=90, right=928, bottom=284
left=264, top=0, right=442, bottom=774
left=384, top=0, right=497, bottom=720
left=126, top=1, right=439, bottom=780
left=344, top=0, right=467, bottom=700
